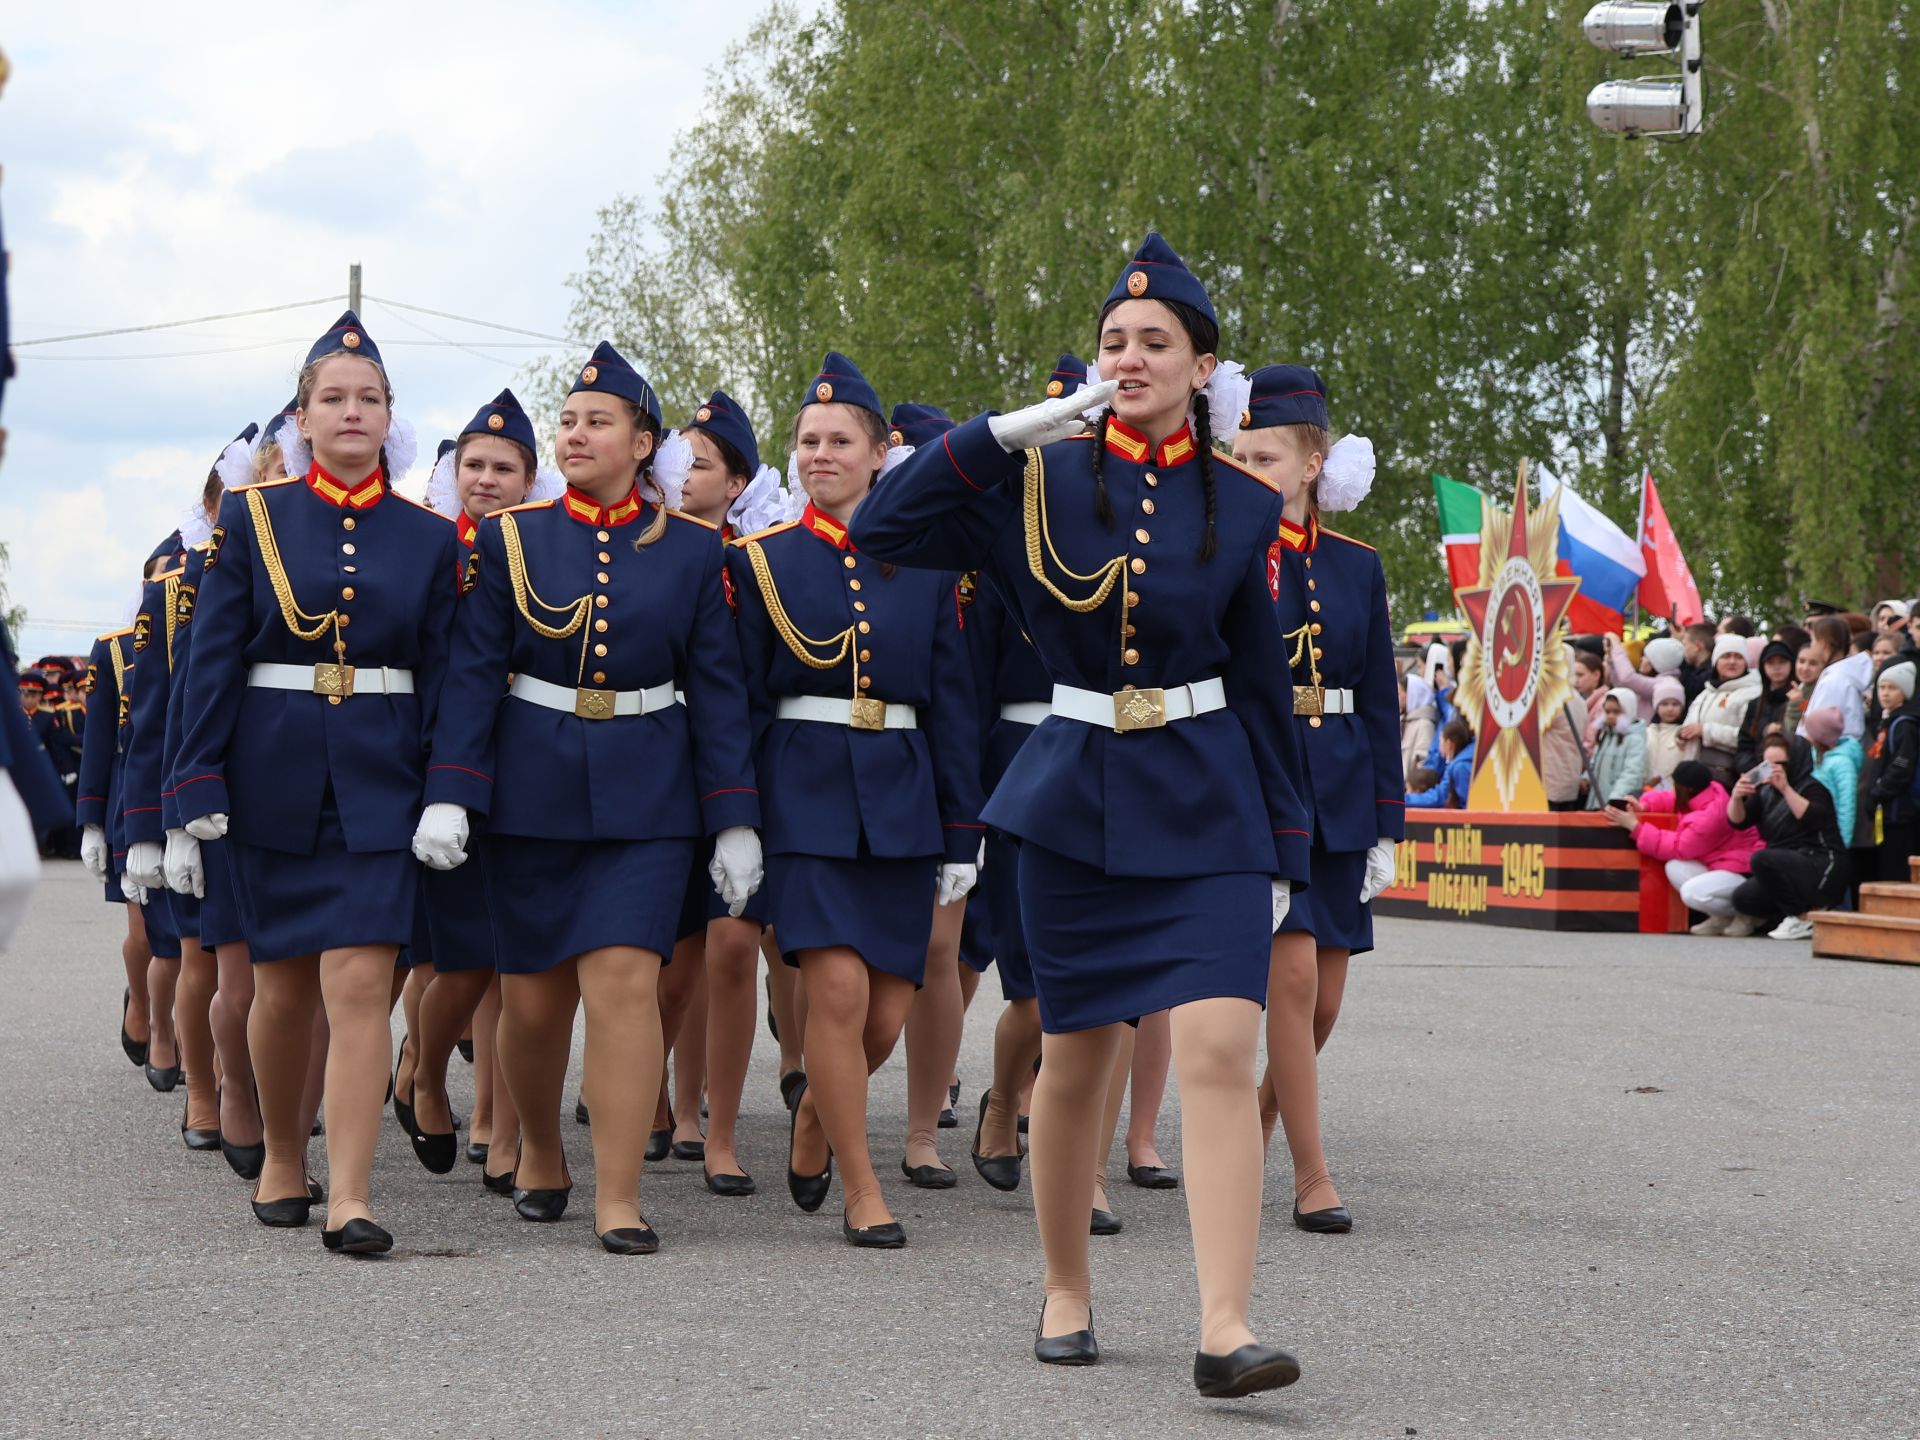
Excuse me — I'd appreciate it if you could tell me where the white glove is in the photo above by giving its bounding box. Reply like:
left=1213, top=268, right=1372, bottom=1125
left=185, top=813, right=229, bottom=841
left=987, top=379, right=1119, bottom=453
left=81, top=824, right=109, bottom=880
left=708, top=826, right=764, bottom=917
left=1271, top=879, right=1292, bottom=933
left=126, top=839, right=166, bottom=892
left=1359, top=839, right=1397, bottom=906
left=0, top=772, right=39, bottom=950
left=411, top=802, right=470, bottom=871
left=164, top=828, right=205, bottom=899
left=937, top=862, right=979, bottom=906
left=121, top=871, right=150, bottom=905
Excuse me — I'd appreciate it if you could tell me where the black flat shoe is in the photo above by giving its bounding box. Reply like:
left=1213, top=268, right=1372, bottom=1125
left=778, top=1069, right=806, bottom=1113
left=1034, top=1303, right=1099, bottom=1366
left=970, top=1091, right=1023, bottom=1193
left=1090, top=1207, right=1122, bottom=1236
left=145, top=1060, right=182, bottom=1093
left=397, top=1080, right=457, bottom=1175
left=250, top=1184, right=314, bottom=1229
left=574, top=1096, right=589, bottom=1125
left=901, top=1159, right=957, bottom=1189
left=1127, top=1163, right=1180, bottom=1190
left=938, top=1079, right=960, bottom=1129
left=321, top=1218, right=393, bottom=1255
left=786, top=1079, right=831, bottom=1213
left=180, top=1100, right=221, bottom=1152
left=1193, top=1342, right=1301, bottom=1398
left=842, top=1214, right=906, bottom=1248
left=482, top=1165, right=516, bottom=1196
left=765, top=970, right=778, bottom=1041
left=391, top=1060, right=416, bottom=1137
left=308, top=1178, right=325, bottom=1203
left=645, top=1128, right=672, bottom=1162
left=1292, top=1200, right=1353, bottom=1234
left=120, top=989, right=148, bottom=1067
left=1018, top=1114, right=1029, bottom=1135
left=670, top=1137, right=706, bottom=1162
left=704, top=1167, right=756, bottom=1197
left=599, top=1223, right=660, bottom=1255
left=511, top=1142, right=572, bottom=1222
left=456, top=1037, right=474, bottom=1064
left=221, top=1134, right=265, bottom=1180
left=466, top=1140, right=489, bottom=1165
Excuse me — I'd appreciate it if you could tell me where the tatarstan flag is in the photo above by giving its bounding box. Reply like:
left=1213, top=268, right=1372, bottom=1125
left=1432, top=474, right=1485, bottom=593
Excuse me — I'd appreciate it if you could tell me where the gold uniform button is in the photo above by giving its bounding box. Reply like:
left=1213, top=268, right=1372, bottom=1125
left=342, top=543, right=356, bottom=556
left=1312, top=647, right=1324, bottom=661
left=1135, top=528, right=1151, bottom=544
left=596, top=571, right=609, bottom=584
left=592, top=671, right=607, bottom=685
left=1126, top=590, right=1140, bottom=607
left=858, top=675, right=872, bottom=690
left=1309, top=600, right=1322, bottom=612
left=597, top=530, right=611, bottom=543
left=1310, top=622, right=1323, bottom=636
left=853, top=600, right=867, bottom=612
left=327, top=695, right=342, bottom=706
left=1144, top=472, right=1158, bottom=487
left=595, top=595, right=609, bottom=609
left=848, top=578, right=862, bottom=592
left=1307, top=579, right=1317, bottom=591
left=337, top=614, right=351, bottom=627
left=843, top=555, right=857, bottom=570
left=594, top=619, right=608, bottom=633
left=1304, top=557, right=1312, bottom=569
left=598, top=551, right=611, bottom=564
left=1124, top=624, right=1137, bottom=638
left=859, top=649, right=871, bottom=663
left=1141, top=498, right=1156, bottom=515
left=594, top=644, right=608, bottom=658
left=342, top=517, right=357, bottom=532
left=858, top=621, right=871, bottom=634
left=1123, top=647, right=1140, bottom=665
left=1308, top=716, right=1323, bottom=729
left=1130, top=558, right=1146, bottom=574
left=343, top=565, right=358, bottom=575
left=341, top=587, right=356, bottom=601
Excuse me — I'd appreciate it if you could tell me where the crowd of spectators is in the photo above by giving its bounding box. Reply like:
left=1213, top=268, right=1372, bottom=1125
left=1396, top=599, right=1920, bottom=943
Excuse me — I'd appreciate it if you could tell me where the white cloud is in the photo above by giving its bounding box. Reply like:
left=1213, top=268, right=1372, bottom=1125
left=3, top=0, right=811, bottom=653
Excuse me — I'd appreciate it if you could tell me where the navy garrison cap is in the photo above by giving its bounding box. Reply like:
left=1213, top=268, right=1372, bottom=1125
left=686, top=389, right=760, bottom=475
left=304, top=309, right=383, bottom=369
left=570, top=341, right=661, bottom=428
left=262, top=397, right=298, bottom=444
left=1044, top=354, right=1088, bottom=399
left=436, top=438, right=456, bottom=462
left=803, top=351, right=883, bottom=420
left=145, top=530, right=184, bottom=567
left=1105, top=233, right=1215, bottom=329
left=462, top=388, right=536, bottom=455
left=1242, top=364, right=1329, bottom=431
left=887, top=403, right=954, bottom=449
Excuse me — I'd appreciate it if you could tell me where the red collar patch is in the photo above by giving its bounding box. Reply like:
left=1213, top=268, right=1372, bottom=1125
left=456, top=512, right=479, bottom=548
left=561, top=485, right=645, bottom=527
left=1279, top=515, right=1317, bottom=553
left=1104, top=418, right=1196, bottom=468
left=306, top=464, right=386, bottom=510
left=800, top=503, right=854, bottom=551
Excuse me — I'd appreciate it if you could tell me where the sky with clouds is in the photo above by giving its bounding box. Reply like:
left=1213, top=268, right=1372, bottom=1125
left=2, top=1, right=809, bottom=661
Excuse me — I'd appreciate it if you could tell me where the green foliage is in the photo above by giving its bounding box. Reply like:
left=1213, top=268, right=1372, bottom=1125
left=538, top=0, right=1920, bottom=622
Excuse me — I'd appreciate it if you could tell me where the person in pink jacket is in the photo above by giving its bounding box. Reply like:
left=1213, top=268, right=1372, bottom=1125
left=1603, top=632, right=1684, bottom=711
left=1603, top=760, right=1764, bottom=937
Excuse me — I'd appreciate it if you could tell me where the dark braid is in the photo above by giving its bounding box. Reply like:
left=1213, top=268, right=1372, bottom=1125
left=1090, top=410, right=1116, bottom=529
left=1192, top=392, right=1218, bottom=562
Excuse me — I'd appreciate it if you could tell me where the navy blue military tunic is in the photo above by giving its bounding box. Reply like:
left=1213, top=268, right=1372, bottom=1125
left=852, top=414, right=1312, bottom=1031
left=124, top=558, right=204, bottom=941
left=76, top=627, right=138, bottom=904
left=426, top=484, right=758, bottom=970
left=173, top=466, right=460, bottom=961
left=1271, top=513, right=1406, bottom=953
left=726, top=502, right=982, bottom=981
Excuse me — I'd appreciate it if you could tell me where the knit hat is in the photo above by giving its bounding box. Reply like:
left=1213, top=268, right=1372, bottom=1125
left=1881, top=659, right=1917, bottom=702
left=1605, top=687, right=1639, bottom=723
left=1651, top=675, right=1686, bottom=711
left=1671, top=760, right=1713, bottom=793
left=1711, top=633, right=1749, bottom=670
left=1643, top=636, right=1684, bottom=675
left=1801, top=706, right=1844, bottom=750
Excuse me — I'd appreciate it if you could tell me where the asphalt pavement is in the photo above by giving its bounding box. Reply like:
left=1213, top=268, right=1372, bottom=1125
left=3, top=858, right=1915, bottom=1438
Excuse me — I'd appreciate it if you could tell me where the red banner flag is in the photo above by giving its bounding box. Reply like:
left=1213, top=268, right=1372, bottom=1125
left=1636, top=470, right=1703, bottom=626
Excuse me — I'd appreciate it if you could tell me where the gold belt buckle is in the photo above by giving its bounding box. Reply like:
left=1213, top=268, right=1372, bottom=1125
left=1293, top=685, right=1324, bottom=718
left=1114, top=687, right=1166, bottom=733
left=313, top=663, right=355, bottom=698
left=849, top=696, right=888, bottom=732
left=575, top=687, right=616, bottom=720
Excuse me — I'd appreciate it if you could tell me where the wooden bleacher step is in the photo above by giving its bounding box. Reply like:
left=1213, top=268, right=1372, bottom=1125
left=1859, top=882, right=1920, bottom=922
left=1811, top=903, right=1920, bottom=966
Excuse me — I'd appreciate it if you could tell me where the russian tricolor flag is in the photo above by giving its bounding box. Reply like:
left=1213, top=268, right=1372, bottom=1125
left=1538, top=467, right=1645, bottom=635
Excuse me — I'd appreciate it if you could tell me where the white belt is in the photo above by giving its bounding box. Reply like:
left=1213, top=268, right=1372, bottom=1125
left=776, top=695, right=918, bottom=731
left=247, top=662, right=413, bottom=698
left=1295, top=686, right=1355, bottom=716
left=510, top=672, right=680, bottom=721
left=999, top=701, right=1052, bottom=727
left=1051, top=677, right=1227, bottom=734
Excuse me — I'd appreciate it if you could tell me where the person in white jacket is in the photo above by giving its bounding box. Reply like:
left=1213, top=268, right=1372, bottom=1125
left=1680, top=634, right=1762, bottom=783
left=1798, top=616, right=1873, bottom=742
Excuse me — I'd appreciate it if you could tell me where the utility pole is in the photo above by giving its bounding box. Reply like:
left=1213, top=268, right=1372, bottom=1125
left=348, top=262, right=362, bottom=314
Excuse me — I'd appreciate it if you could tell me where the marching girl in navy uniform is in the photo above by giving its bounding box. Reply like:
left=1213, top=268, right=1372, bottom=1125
left=728, top=353, right=983, bottom=1247
left=172, top=311, right=454, bottom=1255
left=417, top=343, right=763, bottom=1254
left=854, top=235, right=1311, bottom=1395
left=398, top=391, right=559, bottom=1186
left=1232, top=366, right=1400, bottom=1234
left=665, top=390, right=788, bottom=1194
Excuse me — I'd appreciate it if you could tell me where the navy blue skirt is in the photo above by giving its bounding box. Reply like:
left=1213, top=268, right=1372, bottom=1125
left=676, top=834, right=766, bottom=943
left=766, top=850, right=936, bottom=985
left=199, top=838, right=245, bottom=950
left=421, top=848, right=499, bottom=972
left=485, top=834, right=693, bottom=975
left=1276, top=840, right=1373, bottom=954
left=1017, top=842, right=1270, bottom=1034
left=169, top=888, right=203, bottom=944
left=959, top=900, right=994, bottom=975
left=229, top=810, right=417, bottom=965
left=984, top=830, right=1036, bottom=1003
left=142, top=889, right=182, bottom=961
